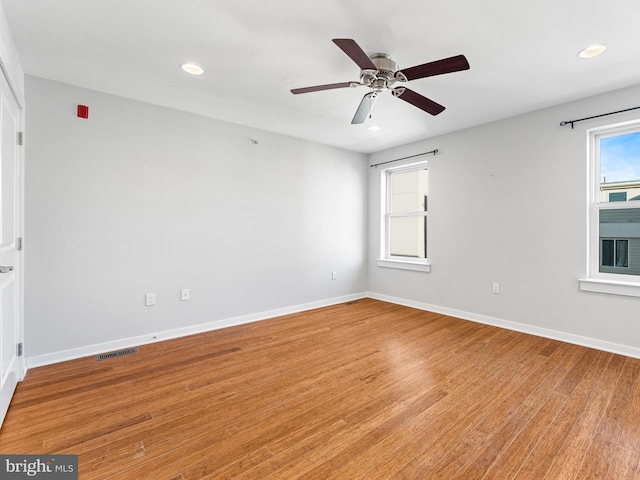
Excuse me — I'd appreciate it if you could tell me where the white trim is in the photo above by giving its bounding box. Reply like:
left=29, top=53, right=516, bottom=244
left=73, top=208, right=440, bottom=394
left=26, top=292, right=368, bottom=368
left=25, top=290, right=640, bottom=368
left=586, top=121, right=640, bottom=287
left=0, top=5, right=25, bottom=108
left=380, top=160, right=430, bottom=263
left=578, top=278, right=640, bottom=298
left=368, top=292, right=640, bottom=359
left=0, top=61, right=22, bottom=108
left=376, top=258, right=431, bottom=272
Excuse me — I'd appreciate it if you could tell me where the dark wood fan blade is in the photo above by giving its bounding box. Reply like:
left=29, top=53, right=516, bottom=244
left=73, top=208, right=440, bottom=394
left=291, top=82, right=353, bottom=94
left=398, top=55, right=470, bottom=82
left=332, top=39, right=377, bottom=71
left=392, top=87, right=445, bottom=116
left=351, top=92, right=378, bottom=124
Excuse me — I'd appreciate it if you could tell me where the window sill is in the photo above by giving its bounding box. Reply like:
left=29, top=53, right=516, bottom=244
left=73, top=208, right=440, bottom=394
left=377, top=259, right=431, bottom=272
left=579, top=278, right=640, bottom=298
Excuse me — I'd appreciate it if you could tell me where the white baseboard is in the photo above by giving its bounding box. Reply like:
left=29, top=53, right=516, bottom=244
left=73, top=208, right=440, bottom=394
left=367, top=292, right=640, bottom=359
left=26, top=292, right=368, bottom=368
left=27, top=290, right=640, bottom=369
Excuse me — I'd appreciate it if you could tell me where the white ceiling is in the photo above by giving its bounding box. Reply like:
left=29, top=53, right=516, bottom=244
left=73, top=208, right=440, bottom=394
left=4, top=0, right=640, bottom=154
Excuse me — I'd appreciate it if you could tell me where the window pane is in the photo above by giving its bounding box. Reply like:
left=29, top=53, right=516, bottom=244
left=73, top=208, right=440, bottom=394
left=390, top=169, right=428, bottom=213
left=609, top=192, right=627, bottom=202
left=600, top=131, right=640, bottom=202
left=599, top=208, right=640, bottom=273
left=601, top=239, right=614, bottom=267
left=616, top=239, right=629, bottom=267
left=390, top=216, right=426, bottom=258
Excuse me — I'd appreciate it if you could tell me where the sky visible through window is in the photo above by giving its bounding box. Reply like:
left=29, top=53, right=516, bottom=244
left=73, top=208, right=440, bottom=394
left=601, top=131, right=640, bottom=183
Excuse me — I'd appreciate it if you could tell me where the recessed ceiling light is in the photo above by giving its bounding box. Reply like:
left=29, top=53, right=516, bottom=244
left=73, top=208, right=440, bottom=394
left=368, top=125, right=381, bottom=132
left=578, top=44, right=607, bottom=59
left=181, top=63, right=205, bottom=75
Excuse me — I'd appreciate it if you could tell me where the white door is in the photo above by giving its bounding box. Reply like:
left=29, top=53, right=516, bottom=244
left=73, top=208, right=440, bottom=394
left=0, top=68, right=22, bottom=426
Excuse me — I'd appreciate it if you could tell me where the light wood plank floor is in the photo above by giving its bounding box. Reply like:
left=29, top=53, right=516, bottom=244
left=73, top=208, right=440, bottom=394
left=1, top=298, right=639, bottom=479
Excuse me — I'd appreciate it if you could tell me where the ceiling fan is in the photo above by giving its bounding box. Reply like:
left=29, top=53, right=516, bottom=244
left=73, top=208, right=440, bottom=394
left=291, top=38, right=470, bottom=124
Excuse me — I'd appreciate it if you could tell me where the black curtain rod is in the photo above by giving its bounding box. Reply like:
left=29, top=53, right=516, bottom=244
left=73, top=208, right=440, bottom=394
left=560, top=105, right=640, bottom=129
left=370, top=149, right=438, bottom=168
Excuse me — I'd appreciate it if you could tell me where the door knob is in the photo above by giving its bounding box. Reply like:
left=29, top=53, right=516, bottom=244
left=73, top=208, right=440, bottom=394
left=0, top=266, right=14, bottom=273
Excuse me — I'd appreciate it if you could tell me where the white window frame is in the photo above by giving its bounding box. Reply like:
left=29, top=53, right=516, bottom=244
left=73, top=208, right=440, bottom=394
left=580, top=119, right=640, bottom=297
left=376, top=161, right=431, bottom=272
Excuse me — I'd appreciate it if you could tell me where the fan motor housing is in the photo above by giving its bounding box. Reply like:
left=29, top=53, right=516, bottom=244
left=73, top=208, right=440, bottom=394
left=360, top=53, right=399, bottom=90
left=370, top=53, right=398, bottom=75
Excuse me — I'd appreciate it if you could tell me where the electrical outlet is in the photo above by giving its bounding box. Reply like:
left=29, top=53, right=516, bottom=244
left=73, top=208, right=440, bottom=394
left=492, top=282, right=500, bottom=294
left=146, top=293, right=156, bottom=306
left=181, top=288, right=190, bottom=301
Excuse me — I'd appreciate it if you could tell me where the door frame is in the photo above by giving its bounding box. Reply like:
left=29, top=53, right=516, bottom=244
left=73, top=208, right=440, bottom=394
left=0, top=61, right=26, bottom=381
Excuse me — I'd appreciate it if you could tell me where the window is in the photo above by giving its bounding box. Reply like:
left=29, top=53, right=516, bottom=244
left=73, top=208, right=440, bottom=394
left=600, top=239, right=628, bottom=268
left=377, top=162, right=430, bottom=272
left=609, top=192, right=627, bottom=202
left=580, top=121, right=640, bottom=296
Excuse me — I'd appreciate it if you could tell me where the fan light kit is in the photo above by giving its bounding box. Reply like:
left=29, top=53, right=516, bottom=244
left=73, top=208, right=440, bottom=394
left=291, top=38, right=470, bottom=125
left=578, top=44, right=606, bottom=59
left=181, top=63, right=205, bottom=75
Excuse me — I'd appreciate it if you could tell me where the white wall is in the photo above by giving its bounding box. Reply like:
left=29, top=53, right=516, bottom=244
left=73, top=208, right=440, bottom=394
left=24, top=76, right=368, bottom=364
left=23, top=72, right=640, bottom=366
left=369, top=83, right=640, bottom=357
left=0, top=1, right=24, bottom=104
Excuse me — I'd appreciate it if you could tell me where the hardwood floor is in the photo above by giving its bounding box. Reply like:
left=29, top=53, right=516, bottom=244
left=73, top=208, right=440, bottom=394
left=1, top=298, right=639, bottom=479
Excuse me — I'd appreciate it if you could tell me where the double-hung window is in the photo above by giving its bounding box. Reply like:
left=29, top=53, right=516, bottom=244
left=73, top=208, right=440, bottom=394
left=580, top=120, right=640, bottom=296
left=377, top=162, right=431, bottom=272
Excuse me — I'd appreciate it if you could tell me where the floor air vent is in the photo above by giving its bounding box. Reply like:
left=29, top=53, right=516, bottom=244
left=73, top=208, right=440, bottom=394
left=97, top=347, right=139, bottom=361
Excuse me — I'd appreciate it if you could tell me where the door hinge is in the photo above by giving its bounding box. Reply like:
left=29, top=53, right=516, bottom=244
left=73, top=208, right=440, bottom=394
left=17, top=237, right=22, bottom=251
left=17, top=131, right=24, bottom=146
left=17, top=343, right=23, bottom=357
